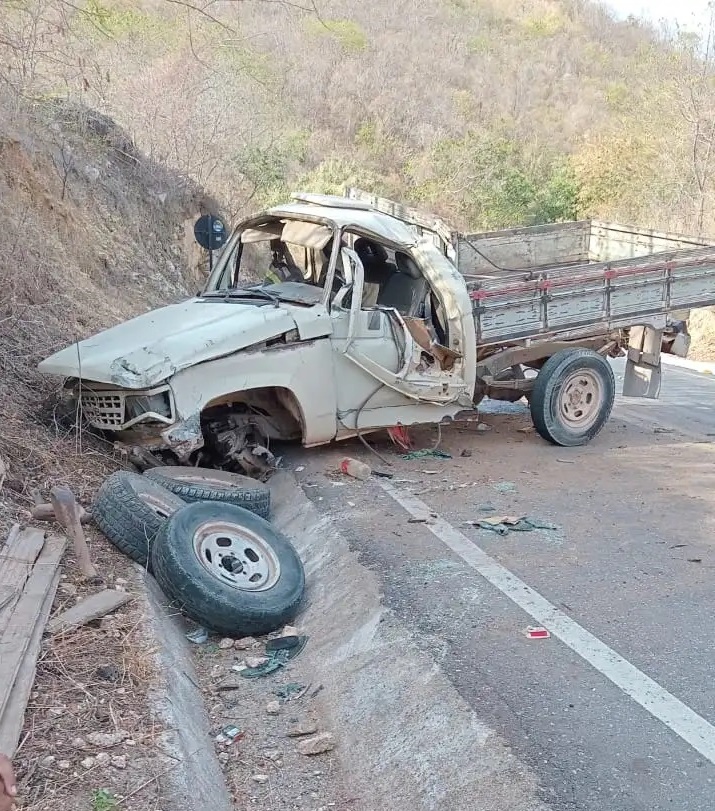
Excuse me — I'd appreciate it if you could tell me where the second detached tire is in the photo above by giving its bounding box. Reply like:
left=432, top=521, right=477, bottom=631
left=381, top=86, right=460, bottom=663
left=93, top=471, right=186, bottom=568
left=145, top=466, right=271, bottom=519
left=150, top=501, right=305, bottom=637
left=530, top=348, right=615, bottom=447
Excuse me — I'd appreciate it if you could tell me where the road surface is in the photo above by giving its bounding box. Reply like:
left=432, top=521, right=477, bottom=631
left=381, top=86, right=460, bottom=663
left=294, top=359, right=715, bottom=811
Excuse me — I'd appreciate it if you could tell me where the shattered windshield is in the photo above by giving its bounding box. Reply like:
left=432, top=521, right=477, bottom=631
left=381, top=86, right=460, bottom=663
left=202, top=217, right=338, bottom=305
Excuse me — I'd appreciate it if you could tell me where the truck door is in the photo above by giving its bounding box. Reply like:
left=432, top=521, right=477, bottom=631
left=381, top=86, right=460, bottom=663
left=329, top=248, right=471, bottom=435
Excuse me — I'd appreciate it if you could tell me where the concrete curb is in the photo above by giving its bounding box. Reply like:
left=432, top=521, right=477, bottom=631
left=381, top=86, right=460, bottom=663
left=139, top=570, right=233, bottom=811
left=268, top=471, right=546, bottom=811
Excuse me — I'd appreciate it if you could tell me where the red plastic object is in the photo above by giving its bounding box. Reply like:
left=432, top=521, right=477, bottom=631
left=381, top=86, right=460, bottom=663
left=524, top=626, right=550, bottom=639
left=387, top=424, right=412, bottom=450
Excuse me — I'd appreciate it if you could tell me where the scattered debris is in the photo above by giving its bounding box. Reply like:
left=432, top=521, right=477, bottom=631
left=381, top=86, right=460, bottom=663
left=654, top=427, right=675, bottom=434
left=47, top=589, right=132, bottom=635
left=215, top=725, right=243, bottom=744
left=556, top=458, right=576, bottom=464
left=688, top=558, right=703, bottom=564
left=518, top=426, right=535, bottom=434
left=296, top=732, right=336, bottom=756
left=371, top=470, right=394, bottom=479
left=403, top=449, right=452, bottom=461
left=266, top=700, right=281, bottom=715
left=492, top=481, right=517, bottom=494
left=523, top=627, right=550, bottom=640
left=460, top=449, right=473, bottom=458
left=252, top=774, right=269, bottom=784
left=469, top=516, right=558, bottom=535
left=87, top=731, right=127, bottom=748
left=340, top=458, right=371, bottom=481
left=287, top=720, right=319, bottom=737
left=273, top=682, right=308, bottom=701
left=245, top=656, right=270, bottom=669
left=186, top=627, right=209, bottom=645
left=477, top=503, right=496, bottom=513
left=234, top=636, right=256, bottom=650
left=81, top=757, right=95, bottom=770
left=240, top=635, right=308, bottom=678
left=476, top=423, right=491, bottom=433
left=111, top=755, right=127, bottom=769
left=295, top=466, right=305, bottom=473
left=218, top=637, right=234, bottom=650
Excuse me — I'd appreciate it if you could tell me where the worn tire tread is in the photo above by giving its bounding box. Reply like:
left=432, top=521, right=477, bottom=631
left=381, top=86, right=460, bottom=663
left=144, top=468, right=270, bottom=519
left=93, top=471, right=185, bottom=567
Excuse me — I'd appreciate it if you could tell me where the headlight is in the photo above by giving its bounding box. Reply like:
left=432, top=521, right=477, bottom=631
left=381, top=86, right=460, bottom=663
left=125, top=390, right=173, bottom=423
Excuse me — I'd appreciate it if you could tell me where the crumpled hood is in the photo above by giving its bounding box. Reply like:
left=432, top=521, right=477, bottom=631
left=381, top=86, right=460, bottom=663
left=38, top=297, right=328, bottom=388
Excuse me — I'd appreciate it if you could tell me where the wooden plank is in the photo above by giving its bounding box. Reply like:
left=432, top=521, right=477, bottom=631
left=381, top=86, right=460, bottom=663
left=0, top=528, right=46, bottom=636
left=0, top=568, right=59, bottom=755
left=46, top=589, right=132, bottom=635
left=0, top=535, right=66, bottom=720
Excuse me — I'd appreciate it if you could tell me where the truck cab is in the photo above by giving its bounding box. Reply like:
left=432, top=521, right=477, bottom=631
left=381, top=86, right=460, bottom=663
left=38, top=194, right=477, bottom=471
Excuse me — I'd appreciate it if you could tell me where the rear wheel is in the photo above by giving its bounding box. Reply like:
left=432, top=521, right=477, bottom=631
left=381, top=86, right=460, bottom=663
left=530, top=349, right=615, bottom=446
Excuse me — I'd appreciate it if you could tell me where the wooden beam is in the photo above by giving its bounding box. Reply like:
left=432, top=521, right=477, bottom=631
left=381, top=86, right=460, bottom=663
left=0, top=568, right=59, bottom=755
left=0, top=528, right=46, bottom=635
left=0, top=535, right=66, bottom=723
left=50, top=487, right=97, bottom=579
left=47, top=589, right=132, bottom=635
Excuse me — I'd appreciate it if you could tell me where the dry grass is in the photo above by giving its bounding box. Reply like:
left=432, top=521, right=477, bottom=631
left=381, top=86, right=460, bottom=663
left=0, top=92, right=214, bottom=809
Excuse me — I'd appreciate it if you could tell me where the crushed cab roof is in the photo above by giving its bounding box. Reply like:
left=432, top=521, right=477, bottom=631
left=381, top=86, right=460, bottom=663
left=266, top=194, right=418, bottom=248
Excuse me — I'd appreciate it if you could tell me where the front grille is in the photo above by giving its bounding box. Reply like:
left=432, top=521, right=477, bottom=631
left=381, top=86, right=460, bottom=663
left=81, top=392, right=125, bottom=429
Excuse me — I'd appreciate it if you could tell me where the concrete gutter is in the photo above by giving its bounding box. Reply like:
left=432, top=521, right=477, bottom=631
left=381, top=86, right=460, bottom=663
left=268, top=472, right=546, bottom=811
left=139, top=571, right=233, bottom=811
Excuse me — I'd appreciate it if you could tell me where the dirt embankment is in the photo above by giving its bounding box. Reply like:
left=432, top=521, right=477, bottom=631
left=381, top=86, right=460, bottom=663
left=0, top=94, right=218, bottom=810
left=687, top=308, right=715, bottom=361
left=0, top=94, right=218, bottom=522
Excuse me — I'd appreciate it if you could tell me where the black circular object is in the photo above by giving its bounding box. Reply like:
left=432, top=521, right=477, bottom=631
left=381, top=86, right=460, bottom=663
left=194, top=214, right=227, bottom=251
left=150, top=501, right=305, bottom=636
left=529, top=348, right=615, bottom=447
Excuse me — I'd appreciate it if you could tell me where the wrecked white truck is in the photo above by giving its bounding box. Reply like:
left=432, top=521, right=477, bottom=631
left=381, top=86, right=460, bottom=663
left=39, top=191, right=715, bottom=470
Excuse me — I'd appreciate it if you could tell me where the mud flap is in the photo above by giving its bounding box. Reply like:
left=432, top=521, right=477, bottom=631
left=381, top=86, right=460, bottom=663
left=623, top=325, right=662, bottom=399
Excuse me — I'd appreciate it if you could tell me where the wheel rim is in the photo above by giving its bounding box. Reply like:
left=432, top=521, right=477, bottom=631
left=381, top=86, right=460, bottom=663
left=558, top=370, right=603, bottom=432
left=192, top=520, right=280, bottom=592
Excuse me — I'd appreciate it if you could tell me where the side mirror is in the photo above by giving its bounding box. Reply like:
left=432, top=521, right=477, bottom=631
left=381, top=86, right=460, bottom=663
left=194, top=214, right=227, bottom=251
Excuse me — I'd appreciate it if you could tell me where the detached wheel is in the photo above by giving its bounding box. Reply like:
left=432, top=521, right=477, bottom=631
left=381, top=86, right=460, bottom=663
left=150, top=501, right=305, bottom=636
left=530, top=349, right=615, bottom=446
left=93, top=471, right=185, bottom=567
left=145, top=466, right=270, bottom=519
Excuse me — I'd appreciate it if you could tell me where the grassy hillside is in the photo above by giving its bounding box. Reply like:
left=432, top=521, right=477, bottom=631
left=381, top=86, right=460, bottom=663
left=2, top=0, right=714, bottom=235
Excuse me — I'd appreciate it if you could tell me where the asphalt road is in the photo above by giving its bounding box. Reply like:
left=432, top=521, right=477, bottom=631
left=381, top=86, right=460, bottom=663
left=295, top=359, right=715, bottom=811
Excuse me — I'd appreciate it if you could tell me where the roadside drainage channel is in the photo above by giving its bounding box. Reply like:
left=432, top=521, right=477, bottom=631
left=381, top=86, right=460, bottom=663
left=268, top=471, right=548, bottom=811
left=136, top=470, right=547, bottom=811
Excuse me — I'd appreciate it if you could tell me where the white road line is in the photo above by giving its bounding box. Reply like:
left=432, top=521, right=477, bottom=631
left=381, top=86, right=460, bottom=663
left=379, top=480, right=715, bottom=765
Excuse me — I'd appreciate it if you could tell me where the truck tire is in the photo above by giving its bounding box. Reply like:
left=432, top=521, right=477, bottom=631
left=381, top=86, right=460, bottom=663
left=144, top=466, right=271, bottom=519
left=530, top=348, right=615, bottom=446
left=150, top=501, right=305, bottom=636
left=93, top=471, right=186, bottom=568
